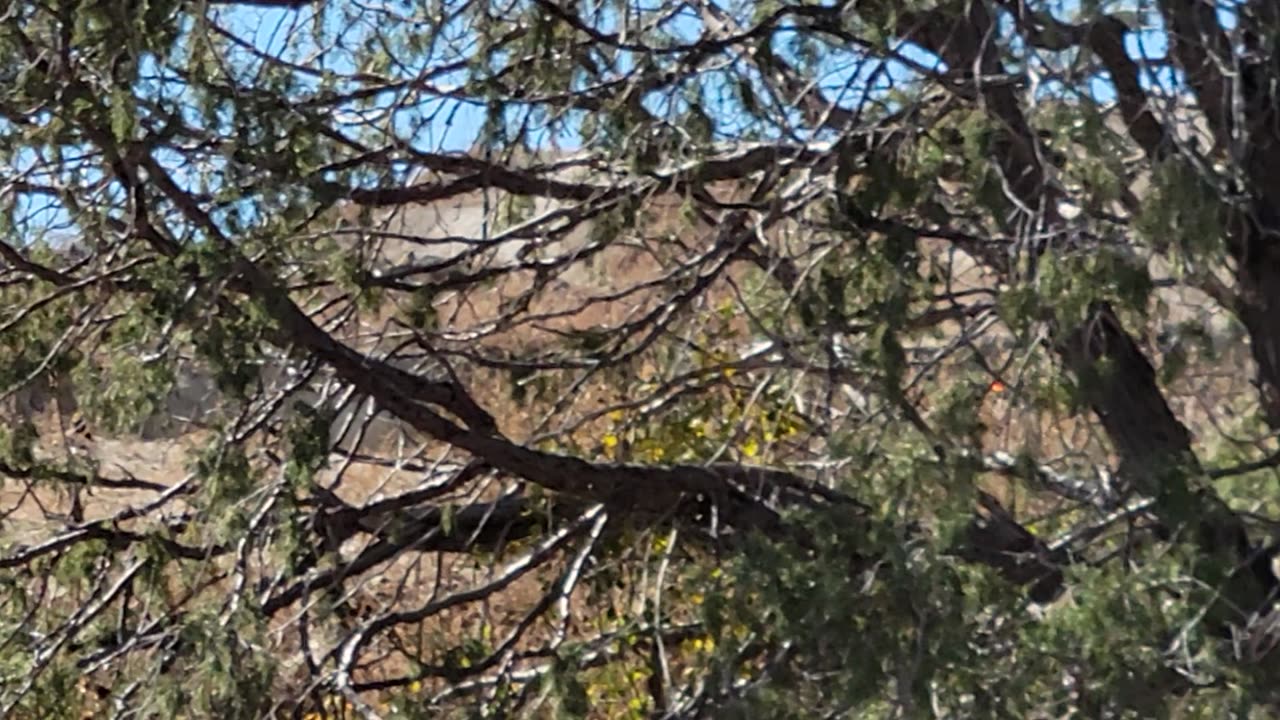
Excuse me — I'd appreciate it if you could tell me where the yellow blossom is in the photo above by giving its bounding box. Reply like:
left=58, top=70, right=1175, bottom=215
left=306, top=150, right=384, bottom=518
left=603, top=434, right=619, bottom=449
left=689, top=418, right=705, bottom=437
left=741, top=437, right=759, bottom=458
left=690, top=635, right=716, bottom=652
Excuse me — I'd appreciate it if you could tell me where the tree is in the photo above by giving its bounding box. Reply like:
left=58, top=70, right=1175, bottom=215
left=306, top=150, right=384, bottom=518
left=3, top=0, right=1280, bottom=716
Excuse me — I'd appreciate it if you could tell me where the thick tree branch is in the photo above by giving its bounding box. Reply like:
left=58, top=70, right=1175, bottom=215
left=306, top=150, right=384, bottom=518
left=858, top=0, right=1277, bottom=620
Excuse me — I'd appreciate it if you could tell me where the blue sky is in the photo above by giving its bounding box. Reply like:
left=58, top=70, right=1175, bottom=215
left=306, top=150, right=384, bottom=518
left=215, top=0, right=933, bottom=151
left=4, top=0, right=1247, bottom=243
left=171, top=0, right=1237, bottom=153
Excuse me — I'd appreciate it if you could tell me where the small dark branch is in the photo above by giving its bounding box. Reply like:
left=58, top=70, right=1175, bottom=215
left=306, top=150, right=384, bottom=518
left=711, top=462, right=870, bottom=512
left=331, top=494, right=551, bottom=553
left=1083, top=17, right=1174, bottom=159
left=853, top=0, right=1062, bottom=262
left=1230, top=230, right=1280, bottom=431
left=0, top=522, right=217, bottom=570
left=264, top=495, right=563, bottom=617
left=139, top=150, right=500, bottom=434
left=0, top=461, right=170, bottom=494
left=956, top=491, right=1067, bottom=603
left=0, top=239, right=75, bottom=286
left=330, top=506, right=606, bottom=682
left=1156, top=0, right=1235, bottom=149
left=331, top=460, right=491, bottom=519
left=1209, top=450, right=1280, bottom=480
left=998, top=0, right=1187, bottom=161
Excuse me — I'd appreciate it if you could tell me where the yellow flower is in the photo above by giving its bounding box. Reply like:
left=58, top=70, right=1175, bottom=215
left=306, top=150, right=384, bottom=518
left=690, top=593, right=704, bottom=605
left=608, top=409, right=625, bottom=421
left=409, top=680, right=422, bottom=693
left=722, top=367, right=737, bottom=378
left=741, top=437, right=759, bottom=458
left=648, top=446, right=665, bottom=461
left=603, top=434, right=619, bottom=449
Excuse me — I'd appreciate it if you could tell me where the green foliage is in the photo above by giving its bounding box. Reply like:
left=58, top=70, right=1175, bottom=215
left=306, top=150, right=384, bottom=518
left=190, top=300, right=272, bottom=401
left=191, top=440, right=259, bottom=537
left=1136, top=161, right=1227, bottom=266
left=9, top=657, right=85, bottom=720
left=283, top=402, right=334, bottom=485
left=1031, top=243, right=1154, bottom=329
left=74, top=349, right=175, bottom=436
left=700, top=506, right=988, bottom=717
left=143, top=609, right=278, bottom=720
left=0, top=285, right=77, bottom=398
